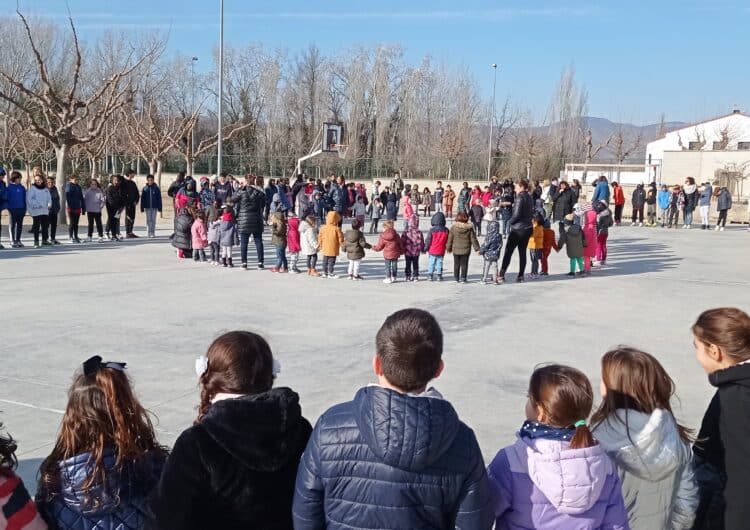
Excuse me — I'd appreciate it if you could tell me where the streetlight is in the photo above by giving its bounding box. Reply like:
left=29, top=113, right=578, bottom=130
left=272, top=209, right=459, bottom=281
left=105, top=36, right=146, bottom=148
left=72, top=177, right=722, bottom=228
left=191, top=56, right=198, bottom=176
left=487, top=63, right=498, bottom=181
left=217, top=0, right=224, bottom=175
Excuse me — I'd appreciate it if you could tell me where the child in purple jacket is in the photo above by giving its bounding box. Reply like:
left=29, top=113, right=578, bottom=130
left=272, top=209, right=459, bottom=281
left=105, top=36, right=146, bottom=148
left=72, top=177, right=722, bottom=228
left=488, top=364, right=629, bottom=530
left=400, top=214, right=424, bottom=281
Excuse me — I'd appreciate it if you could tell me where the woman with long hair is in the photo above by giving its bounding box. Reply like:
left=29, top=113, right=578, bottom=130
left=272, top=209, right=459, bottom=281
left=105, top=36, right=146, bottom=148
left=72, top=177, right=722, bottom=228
left=591, top=347, right=698, bottom=530
left=36, top=356, right=167, bottom=530
left=151, top=331, right=312, bottom=530
left=498, top=179, right=534, bottom=283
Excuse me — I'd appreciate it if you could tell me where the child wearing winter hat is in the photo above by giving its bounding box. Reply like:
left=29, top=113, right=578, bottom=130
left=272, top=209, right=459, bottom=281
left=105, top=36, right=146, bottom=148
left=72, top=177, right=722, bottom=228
left=318, top=211, right=345, bottom=278
left=300, top=215, right=321, bottom=276
left=557, top=213, right=587, bottom=277
left=527, top=213, right=544, bottom=278
left=372, top=220, right=404, bottom=284
left=287, top=212, right=302, bottom=274
left=479, top=220, right=502, bottom=284
left=190, top=209, right=209, bottom=262
left=400, top=215, right=425, bottom=282
left=343, top=219, right=371, bottom=280
left=423, top=212, right=449, bottom=281
left=488, top=364, right=628, bottom=529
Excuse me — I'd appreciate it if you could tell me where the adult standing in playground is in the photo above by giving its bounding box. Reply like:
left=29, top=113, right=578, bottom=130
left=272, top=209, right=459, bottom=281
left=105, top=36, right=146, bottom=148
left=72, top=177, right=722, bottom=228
left=122, top=170, right=140, bottom=238
left=214, top=172, right=233, bottom=206
left=234, top=175, right=266, bottom=270
left=591, top=175, right=610, bottom=204
left=105, top=176, right=125, bottom=241
left=612, top=181, right=625, bottom=225
left=552, top=180, right=576, bottom=229
left=46, top=176, right=61, bottom=245
left=391, top=172, right=404, bottom=197
left=699, top=181, right=713, bottom=230
left=27, top=172, right=52, bottom=248
left=457, top=182, right=470, bottom=214
left=64, top=174, right=85, bottom=243
left=682, top=177, right=698, bottom=229
left=328, top=175, right=346, bottom=225
left=141, top=174, right=163, bottom=238
left=434, top=181, right=444, bottom=214
left=498, top=179, right=534, bottom=283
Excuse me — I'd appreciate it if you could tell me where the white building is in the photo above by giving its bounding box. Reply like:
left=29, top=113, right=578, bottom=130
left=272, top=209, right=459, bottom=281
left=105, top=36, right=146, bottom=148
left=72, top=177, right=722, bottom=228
left=645, top=109, right=750, bottom=197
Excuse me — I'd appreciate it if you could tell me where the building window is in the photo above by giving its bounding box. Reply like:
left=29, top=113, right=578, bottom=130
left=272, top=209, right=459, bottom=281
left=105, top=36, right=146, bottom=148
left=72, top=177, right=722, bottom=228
left=738, top=142, right=750, bottom=150
left=688, top=142, right=702, bottom=150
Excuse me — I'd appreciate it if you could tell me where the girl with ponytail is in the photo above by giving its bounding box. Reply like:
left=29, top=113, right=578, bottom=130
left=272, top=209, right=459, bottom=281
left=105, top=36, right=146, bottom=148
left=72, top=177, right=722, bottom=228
left=36, top=356, right=167, bottom=530
left=487, top=364, right=628, bottom=529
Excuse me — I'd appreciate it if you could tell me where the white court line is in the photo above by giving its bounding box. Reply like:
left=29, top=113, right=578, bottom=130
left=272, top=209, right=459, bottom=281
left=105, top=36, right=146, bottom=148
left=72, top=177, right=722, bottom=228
left=0, top=399, right=64, bottom=415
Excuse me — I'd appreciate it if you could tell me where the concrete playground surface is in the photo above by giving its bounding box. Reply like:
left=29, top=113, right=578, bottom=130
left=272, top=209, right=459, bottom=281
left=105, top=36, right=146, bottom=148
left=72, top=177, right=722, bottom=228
left=1, top=218, right=749, bottom=492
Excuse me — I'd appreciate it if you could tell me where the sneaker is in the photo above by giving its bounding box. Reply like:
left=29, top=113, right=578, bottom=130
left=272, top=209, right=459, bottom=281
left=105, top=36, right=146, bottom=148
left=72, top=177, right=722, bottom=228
left=437, top=275, right=443, bottom=282
left=429, top=275, right=435, bottom=282
left=98, top=237, right=105, bottom=243
left=74, top=238, right=81, bottom=244
left=42, top=241, right=53, bottom=247
left=720, top=227, right=725, bottom=232
left=280, top=268, right=288, bottom=273
left=270, top=267, right=280, bottom=273
left=383, top=277, right=392, bottom=284
left=257, top=263, right=264, bottom=270
left=600, top=260, right=606, bottom=266
left=631, top=222, right=637, bottom=226
left=496, top=274, right=505, bottom=284
left=34, top=243, right=41, bottom=248
left=461, top=278, right=468, bottom=284
left=354, top=275, right=364, bottom=280
left=291, top=267, right=301, bottom=274
left=69, top=238, right=75, bottom=243
left=540, top=271, right=549, bottom=276
left=715, top=226, right=720, bottom=231
left=52, top=240, right=61, bottom=245
left=638, top=222, right=643, bottom=227
left=126, top=233, right=138, bottom=239
left=567, top=272, right=575, bottom=277
left=516, top=275, right=525, bottom=283
left=480, top=280, right=487, bottom=285
left=328, top=273, right=339, bottom=279
left=413, top=276, right=419, bottom=282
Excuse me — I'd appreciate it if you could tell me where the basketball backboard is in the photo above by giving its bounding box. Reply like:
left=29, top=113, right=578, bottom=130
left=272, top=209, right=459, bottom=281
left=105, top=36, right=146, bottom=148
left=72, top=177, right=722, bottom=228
left=322, top=122, right=343, bottom=152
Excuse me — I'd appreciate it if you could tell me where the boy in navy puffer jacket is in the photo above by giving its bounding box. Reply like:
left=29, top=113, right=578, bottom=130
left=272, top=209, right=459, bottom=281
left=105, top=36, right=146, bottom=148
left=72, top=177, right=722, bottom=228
left=293, top=308, right=493, bottom=530
left=423, top=212, right=449, bottom=281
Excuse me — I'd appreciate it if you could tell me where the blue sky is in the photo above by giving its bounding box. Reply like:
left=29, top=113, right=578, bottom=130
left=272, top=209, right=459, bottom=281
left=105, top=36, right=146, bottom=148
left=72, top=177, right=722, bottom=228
left=6, top=0, right=750, bottom=125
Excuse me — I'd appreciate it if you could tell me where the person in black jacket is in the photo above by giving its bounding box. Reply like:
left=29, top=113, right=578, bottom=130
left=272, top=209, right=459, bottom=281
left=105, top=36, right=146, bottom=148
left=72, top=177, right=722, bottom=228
left=166, top=171, right=185, bottom=200
left=105, top=176, right=125, bottom=241
left=234, top=175, right=266, bottom=269
left=692, top=307, right=750, bottom=530
left=498, top=179, right=534, bottom=283
left=121, top=170, right=140, bottom=238
left=293, top=308, right=493, bottom=530
left=152, top=331, right=311, bottom=530
left=214, top=172, right=233, bottom=206
left=631, top=183, right=646, bottom=226
left=46, top=176, right=62, bottom=245
left=551, top=180, right=576, bottom=229
left=64, top=174, right=85, bottom=243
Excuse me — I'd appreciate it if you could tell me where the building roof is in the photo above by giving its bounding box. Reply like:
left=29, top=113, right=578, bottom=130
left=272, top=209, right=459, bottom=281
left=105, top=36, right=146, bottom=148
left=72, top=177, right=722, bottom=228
left=654, top=110, right=750, bottom=141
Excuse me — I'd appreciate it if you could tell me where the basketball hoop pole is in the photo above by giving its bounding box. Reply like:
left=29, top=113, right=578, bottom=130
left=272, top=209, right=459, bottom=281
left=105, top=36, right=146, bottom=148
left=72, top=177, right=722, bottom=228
left=487, top=64, right=498, bottom=181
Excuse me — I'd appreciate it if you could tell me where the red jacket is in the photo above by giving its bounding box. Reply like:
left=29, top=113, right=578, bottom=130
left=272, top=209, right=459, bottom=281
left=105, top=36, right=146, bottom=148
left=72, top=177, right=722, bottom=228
left=287, top=216, right=301, bottom=253
left=372, top=227, right=404, bottom=260
left=613, top=186, right=625, bottom=206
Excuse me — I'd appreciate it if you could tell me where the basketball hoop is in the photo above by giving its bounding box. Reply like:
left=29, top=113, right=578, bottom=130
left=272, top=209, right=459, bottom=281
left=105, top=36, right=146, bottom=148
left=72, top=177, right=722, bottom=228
left=336, top=144, right=349, bottom=159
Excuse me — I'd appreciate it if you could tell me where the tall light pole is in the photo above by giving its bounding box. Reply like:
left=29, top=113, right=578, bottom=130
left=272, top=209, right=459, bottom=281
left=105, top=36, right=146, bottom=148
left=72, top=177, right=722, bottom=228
left=217, top=0, right=224, bottom=175
left=190, top=56, right=198, bottom=176
left=487, top=63, right=498, bottom=181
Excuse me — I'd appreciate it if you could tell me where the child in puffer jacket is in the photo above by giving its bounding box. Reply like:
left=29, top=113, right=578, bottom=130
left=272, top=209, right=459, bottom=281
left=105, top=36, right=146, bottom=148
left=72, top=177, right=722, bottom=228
left=582, top=209, right=597, bottom=272
left=300, top=215, right=320, bottom=276
left=218, top=209, right=236, bottom=267
left=479, top=220, right=502, bottom=284
left=488, top=364, right=629, bottom=530
left=270, top=212, right=288, bottom=273
left=190, top=210, right=209, bottom=262
left=400, top=215, right=425, bottom=281
left=423, top=212, right=448, bottom=281
left=541, top=218, right=558, bottom=276
left=372, top=220, right=404, bottom=284
left=527, top=213, right=544, bottom=278
left=558, top=214, right=587, bottom=277
left=318, top=211, right=344, bottom=278
left=287, top=213, right=302, bottom=274
left=470, top=199, right=485, bottom=235
left=207, top=213, right=221, bottom=265
left=1, top=423, right=47, bottom=530
left=343, top=219, right=371, bottom=280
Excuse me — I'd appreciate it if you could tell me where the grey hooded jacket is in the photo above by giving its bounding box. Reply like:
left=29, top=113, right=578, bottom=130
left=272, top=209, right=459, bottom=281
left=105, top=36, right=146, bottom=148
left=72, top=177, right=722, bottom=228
left=593, top=408, right=698, bottom=530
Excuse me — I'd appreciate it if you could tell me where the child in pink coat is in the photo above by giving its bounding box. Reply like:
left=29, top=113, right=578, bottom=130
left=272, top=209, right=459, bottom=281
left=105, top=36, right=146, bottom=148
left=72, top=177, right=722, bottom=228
left=287, top=213, right=302, bottom=274
left=402, top=195, right=414, bottom=222
left=191, top=210, right=209, bottom=262
left=582, top=209, right=597, bottom=273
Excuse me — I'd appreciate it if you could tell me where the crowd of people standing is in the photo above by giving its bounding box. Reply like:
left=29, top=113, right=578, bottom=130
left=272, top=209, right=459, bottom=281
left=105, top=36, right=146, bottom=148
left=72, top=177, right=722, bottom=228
left=1, top=306, right=749, bottom=529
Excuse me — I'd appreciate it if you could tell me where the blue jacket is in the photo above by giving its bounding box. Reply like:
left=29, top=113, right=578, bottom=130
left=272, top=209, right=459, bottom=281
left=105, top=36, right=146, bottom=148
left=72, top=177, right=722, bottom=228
left=699, top=185, right=713, bottom=207
left=36, top=448, right=166, bottom=530
left=657, top=190, right=671, bottom=210
left=140, top=184, right=163, bottom=212
left=7, top=182, right=26, bottom=210
left=293, top=386, right=493, bottom=530
left=591, top=180, right=610, bottom=204
left=328, top=184, right=345, bottom=213
left=0, top=180, right=6, bottom=210
left=65, top=182, right=85, bottom=211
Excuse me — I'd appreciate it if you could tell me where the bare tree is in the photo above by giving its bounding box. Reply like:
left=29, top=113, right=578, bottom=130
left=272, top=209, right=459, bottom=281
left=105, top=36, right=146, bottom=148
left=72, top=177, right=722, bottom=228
left=610, top=126, right=643, bottom=182
left=580, top=128, right=612, bottom=183
left=0, top=11, right=164, bottom=223
left=547, top=65, right=587, bottom=173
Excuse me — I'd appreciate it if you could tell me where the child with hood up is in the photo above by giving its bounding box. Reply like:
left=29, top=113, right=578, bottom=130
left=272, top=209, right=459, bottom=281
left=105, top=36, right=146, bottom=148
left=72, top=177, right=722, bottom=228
left=287, top=212, right=302, bottom=273
left=372, top=220, right=404, bottom=284
left=300, top=215, right=321, bottom=276
left=401, top=215, right=425, bottom=282
left=190, top=209, right=209, bottom=262
left=172, top=207, right=194, bottom=259
left=218, top=208, right=236, bottom=267
left=318, top=211, right=345, bottom=278
left=402, top=194, right=414, bottom=225
left=557, top=213, right=587, bottom=277
left=446, top=212, right=480, bottom=283
left=479, top=220, right=502, bottom=285
left=488, top=364, right=629, bottom=530
left=343, top=219, right=371, bottom=280
left=423, top=212, right=449, bottom=281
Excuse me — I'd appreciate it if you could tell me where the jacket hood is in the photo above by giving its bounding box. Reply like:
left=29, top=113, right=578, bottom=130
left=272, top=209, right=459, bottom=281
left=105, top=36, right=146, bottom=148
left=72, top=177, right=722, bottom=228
left=407, top=214, right=419, bottom=229
left=486, top=221, right=500, bottom=239
left=511, top=437, right=613, bottom=515
left=325, top=211, right=340, bottom=225
left=353, top=386, right=460, bottom=472
left=431, top=212, right=446, bottom=228
left=709, top=362, right=750, bottom=389
left=201, top=387, right=309, bottom=472
left=452, top=221, right=473, bottom=233
left=381, top=227, right=398, bottom=241
left=344, top=228, right=362, bottom=244
left=593, top=408, right=689, bottom=481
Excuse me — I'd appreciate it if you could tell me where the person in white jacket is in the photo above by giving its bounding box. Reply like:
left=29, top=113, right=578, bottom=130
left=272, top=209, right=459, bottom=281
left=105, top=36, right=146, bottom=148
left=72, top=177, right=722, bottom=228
left=26, top=173, right=52, bottom=247
left=591, top=347, right=699, bottom=530
left=299, top=214, right=320, bottom=276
